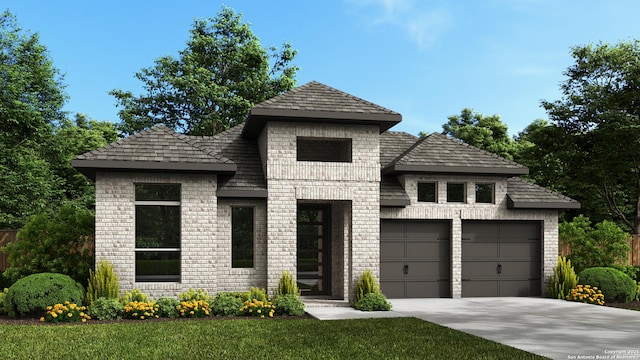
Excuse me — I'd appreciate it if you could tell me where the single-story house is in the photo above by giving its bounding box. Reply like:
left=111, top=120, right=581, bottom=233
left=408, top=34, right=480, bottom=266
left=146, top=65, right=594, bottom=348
left=73, top=81, right=579, bottom=300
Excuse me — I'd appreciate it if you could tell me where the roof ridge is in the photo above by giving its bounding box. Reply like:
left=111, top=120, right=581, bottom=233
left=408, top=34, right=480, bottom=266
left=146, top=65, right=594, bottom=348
left=386, top=135, right=428, bottom=168
left=429, top=132, right=526, bottom=169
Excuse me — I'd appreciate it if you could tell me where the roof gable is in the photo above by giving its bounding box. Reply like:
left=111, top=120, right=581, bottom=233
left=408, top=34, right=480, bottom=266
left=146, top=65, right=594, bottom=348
left=242, top=81, right=401, bottom=137
left=72, top=125, right=236, bottom=178
left=383, top=132, right=528, bottom=176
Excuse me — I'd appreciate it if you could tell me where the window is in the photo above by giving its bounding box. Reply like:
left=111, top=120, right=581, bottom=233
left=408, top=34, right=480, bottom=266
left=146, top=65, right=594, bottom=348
left=297, top=137, right=352, bottom=162
left=447, top=183, right=466, bottom=203
left=135, top=184, right=180, bottom=282
left=418, top=182, right=437, bottom=202
left=475, top=183, right=494, bottom=204
left=232, top=207, right=254, bottom=268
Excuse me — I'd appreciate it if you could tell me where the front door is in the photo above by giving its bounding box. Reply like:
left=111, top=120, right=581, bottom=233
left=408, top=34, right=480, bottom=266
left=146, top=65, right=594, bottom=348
left=297, top=204, right=331, bottom=295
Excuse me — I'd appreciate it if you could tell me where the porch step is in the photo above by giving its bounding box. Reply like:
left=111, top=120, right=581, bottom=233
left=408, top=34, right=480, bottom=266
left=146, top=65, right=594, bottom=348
left=302, top=298, right=351, bottom=308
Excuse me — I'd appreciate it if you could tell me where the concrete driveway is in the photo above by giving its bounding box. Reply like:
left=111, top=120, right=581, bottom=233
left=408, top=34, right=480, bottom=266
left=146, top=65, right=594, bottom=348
left=306, top=297, right=640, bottom=359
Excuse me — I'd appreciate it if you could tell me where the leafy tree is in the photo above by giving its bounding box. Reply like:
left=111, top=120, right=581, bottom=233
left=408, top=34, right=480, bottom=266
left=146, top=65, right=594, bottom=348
left=0, top=10, right=67, bottom=228
left=542, top=40, right=640, bottom=233
left=559, top=215, right=631, bottom=274
left=111, top=6, right=299, bottom=136
left=1, top=203, right=95, bottom=286
left=442, top=108, right=517, bottom=160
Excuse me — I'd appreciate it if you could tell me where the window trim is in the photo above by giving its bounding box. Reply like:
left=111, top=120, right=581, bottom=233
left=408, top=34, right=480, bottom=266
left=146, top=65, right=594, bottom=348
left=475, top=183, right=495, bottom=204
left=231, top=206, right=255, bottom=269
left=446, top=182, right=467, bottom=203
left=296, top=137, right=353, bottom=163
left=417, top=182, right=437, bottom=203
left=134, top=183, right=181, bottom=283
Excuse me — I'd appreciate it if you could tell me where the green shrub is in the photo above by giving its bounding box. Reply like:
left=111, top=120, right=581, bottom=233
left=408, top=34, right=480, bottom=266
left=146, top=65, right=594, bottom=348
left=354, top=270, right=381, bottom=304
left=85, top=259, right=120, bottom=305
left=211, top=293, right=243, bottom=316
left=119, top=288, right=148, bottom=305
left=179, top=288, right=213, bottom=303
left=276, top=271, right=300, bottom=296
left=636, top=282, right=640, bottom=302
left=2, top=203, right=95, bottom=286
left=156, top=297, right=180, bottom=318
left=560, top=216, right=631, bottom=273
left=0, top=288, right=8, bottom=315
left=578, top=267, right=636, bottom=303
left=355, top=293, right=392, bottom=311
left=614, top=265, right=640, bottom=281
left=88, top=297, right=124, bottom=320
left=249, top=287, right=268, bottom=302
left=5, top=273, right=84, bottom=317
left=274, top=294, right=305, bottom=316
left=220, top=291, right=250, bottom=302
left=0, top=271, right=14, bottom=290
left=546, top=256, right=578, bottom=299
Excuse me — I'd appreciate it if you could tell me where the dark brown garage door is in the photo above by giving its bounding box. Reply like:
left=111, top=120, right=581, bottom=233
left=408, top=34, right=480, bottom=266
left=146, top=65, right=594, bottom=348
left=462, top=221, right=541, bottom=297
left=380, top=220, right=451, bottom=298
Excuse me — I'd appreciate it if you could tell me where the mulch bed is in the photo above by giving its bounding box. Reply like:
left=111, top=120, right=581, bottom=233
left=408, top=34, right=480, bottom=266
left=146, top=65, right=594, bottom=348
left=604, top=300, right=640, bottom=310
left=0, top=314, right=312, bottom=325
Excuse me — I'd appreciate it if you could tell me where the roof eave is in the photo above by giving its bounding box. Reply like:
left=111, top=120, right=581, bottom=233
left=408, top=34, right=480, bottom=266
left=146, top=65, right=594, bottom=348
left=383, top=164, right=529, bottom=176
left=242, top=110, right=401, bottom=138
left=380, top=198, right=411, bottom=207
left=72, top=159, right=237, bottom=180
left=506, top=195, right=581, bottom=210
left=217, top=189, right=268, bottom=198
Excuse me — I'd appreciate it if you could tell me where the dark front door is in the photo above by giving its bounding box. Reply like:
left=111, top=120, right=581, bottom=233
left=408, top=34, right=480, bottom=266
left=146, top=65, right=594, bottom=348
left=297, top=205, right=331, bottom=295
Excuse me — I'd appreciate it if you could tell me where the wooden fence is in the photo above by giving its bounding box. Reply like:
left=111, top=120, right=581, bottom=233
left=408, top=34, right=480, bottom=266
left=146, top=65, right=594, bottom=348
left=559, top=234, right=640, bottom=266
left=0, top=230, right=18, bottom=271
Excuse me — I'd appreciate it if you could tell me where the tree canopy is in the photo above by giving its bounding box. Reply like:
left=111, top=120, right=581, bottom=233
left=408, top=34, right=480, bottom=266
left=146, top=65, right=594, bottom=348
left=442, top=108, right=517, bottom=160
left=0, top=11, right=117, bottom=228
left=111, top=6, right=299, bottom=136
left=541, top=40, right=640, bottom=233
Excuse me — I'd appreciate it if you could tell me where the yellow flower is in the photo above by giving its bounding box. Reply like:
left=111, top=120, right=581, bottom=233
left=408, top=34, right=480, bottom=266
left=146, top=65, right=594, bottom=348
left=140, top=316, right=145, bottom=320
left=40, top=317, right=45, bottom=322
left=52, top=313, right=57, bottom=318
left=257, top=310, right=261, bottom=314
left=81, top=318, right=86, bottom=323
left=46, top=306, right=52, bottom=311
left=260, top=315, right=264, bottom=319
left=68, top=313, right=73, bottom=318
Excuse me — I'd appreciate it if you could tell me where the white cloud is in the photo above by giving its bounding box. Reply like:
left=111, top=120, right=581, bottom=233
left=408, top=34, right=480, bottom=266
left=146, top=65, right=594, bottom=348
left=347, top=0, right=453, bottom=49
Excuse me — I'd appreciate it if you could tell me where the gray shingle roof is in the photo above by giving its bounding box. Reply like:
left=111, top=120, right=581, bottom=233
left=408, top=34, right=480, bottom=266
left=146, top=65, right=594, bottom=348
left=72, top=125, right=236, bottom=178
left=507, top=177, right=580, bottom=209
left=383, top=132, right=528, bottom=176
left=188, top=123, right=267, bottom=196
left=380, top=175, right=411, bottom=206
left=380, top=131, right=420, bottom=168
left=242, top=81, right=401, bottom=137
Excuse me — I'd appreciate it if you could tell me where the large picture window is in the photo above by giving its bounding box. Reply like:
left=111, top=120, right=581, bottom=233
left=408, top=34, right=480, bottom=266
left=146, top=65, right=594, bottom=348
left=135, top=184, right=181, bottom=282
left=232, top=207, right=254, bottom=268
left=297, top=137, right=352, bottom=162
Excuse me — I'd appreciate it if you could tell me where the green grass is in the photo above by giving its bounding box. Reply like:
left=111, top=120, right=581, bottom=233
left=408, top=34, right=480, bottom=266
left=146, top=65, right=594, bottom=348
left=0, top=317, right=546, bottom=360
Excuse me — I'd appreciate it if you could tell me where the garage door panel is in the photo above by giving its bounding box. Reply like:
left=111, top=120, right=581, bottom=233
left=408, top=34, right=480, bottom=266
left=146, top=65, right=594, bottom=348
left=462, top=242, right=499, bottom=259
left=406, top=241, right=448, bottom=259
left=380, top=242, right=405, bottom=260
left=500, top=242, right=539, bottom=259
left=406, top=261, right=449, bottom=280
left=500, top=279, right=541, bottom=296
left=462, top=280, right=498, bottom=297
left=381, top=261, right=406, bottom=279
left=380, top=222, right=406, bottom=239
left=406, top=281, right=451, bottom=298
left=380, top=281, right=405, bottom=298
left=462, top=221, right=541, bottom=297
left=462, top=261, right=499, bottom=278
left=381, top=220, right=451, bottom=298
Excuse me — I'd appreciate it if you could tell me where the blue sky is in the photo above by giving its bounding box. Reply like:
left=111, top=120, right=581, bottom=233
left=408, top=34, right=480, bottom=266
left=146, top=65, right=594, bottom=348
left=4, top=0, right=640, bottom=136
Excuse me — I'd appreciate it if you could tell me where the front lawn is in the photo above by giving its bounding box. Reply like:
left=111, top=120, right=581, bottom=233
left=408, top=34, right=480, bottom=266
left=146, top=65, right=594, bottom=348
left=0, top=317, right=546, bottom=359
